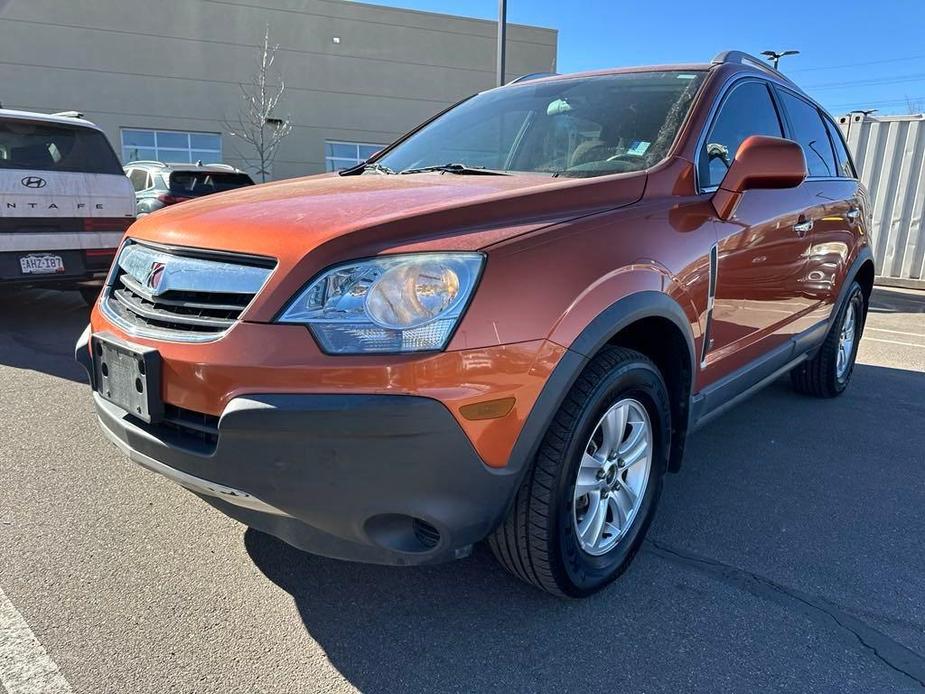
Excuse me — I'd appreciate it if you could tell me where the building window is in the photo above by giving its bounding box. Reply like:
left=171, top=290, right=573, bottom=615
left=121, top=129, right=222, bottom=164
left=325, top=141, right=384, bottom=171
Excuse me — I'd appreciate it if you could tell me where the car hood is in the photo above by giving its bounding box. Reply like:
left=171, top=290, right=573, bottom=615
left=126, top=170, right=646, bottom=321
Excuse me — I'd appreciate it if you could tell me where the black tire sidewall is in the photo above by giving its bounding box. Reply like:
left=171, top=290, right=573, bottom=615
left=550, top=360, right=670, bottom=596
left=833, top=284, right=865, bottom=392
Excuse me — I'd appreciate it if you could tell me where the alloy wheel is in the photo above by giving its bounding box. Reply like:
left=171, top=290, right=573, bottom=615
left=572, top=398, right=653, bottom=556
left=837, top=301, right=858, bottom=379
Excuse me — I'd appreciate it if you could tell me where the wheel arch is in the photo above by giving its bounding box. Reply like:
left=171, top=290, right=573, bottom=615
left=853, top=255, right=875, bottom=304
left=508, top=291, right=697, bottom=477
left=603, top=314, right=694, bottom=473
left=831, top=246, right=875, bottom=333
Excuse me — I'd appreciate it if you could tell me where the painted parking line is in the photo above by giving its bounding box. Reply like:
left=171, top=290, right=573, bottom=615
left=0, top=586, right=72, bottom=694
left=863, top=336, right=925, bottom=349
left=868, top=327, right=925, bottom=339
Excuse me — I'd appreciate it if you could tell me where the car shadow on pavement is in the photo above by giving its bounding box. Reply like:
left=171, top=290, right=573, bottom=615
left=244, top=363, right=925, bottom=693
left=0, top=287, right=90, bottom=383
left=868, top=286, right=925, bottom=315
left=245, top=528, right=683, bottom=693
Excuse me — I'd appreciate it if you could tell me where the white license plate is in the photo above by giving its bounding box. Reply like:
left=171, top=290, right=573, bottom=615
left=19, top=254, right=65, bottom=275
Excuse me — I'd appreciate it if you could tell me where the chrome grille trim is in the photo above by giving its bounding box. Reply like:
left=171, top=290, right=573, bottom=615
left=111, top=287, right=236, bottom=330
left=118, top=273, right=249, bottom=312
left=118, top=242, right=271, bottom=296
left=101, top=240, right=275, bottom=343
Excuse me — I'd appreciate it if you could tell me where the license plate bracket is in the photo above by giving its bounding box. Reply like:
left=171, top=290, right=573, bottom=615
left=92, top=334, right=163, bottom=423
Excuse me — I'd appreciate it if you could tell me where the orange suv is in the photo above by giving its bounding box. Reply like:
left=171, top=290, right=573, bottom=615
left=76, top=51, right=873, bottom=597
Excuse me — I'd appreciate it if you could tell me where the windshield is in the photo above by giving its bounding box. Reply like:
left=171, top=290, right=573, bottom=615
left=168, top=171, right=254, bottom=195
left=375, top=71, right=706, bottom=178
left=0, top=119, right=123, bottom=174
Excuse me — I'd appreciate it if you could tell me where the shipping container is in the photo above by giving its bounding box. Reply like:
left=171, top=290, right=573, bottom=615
left=838, top=113, right=925, bottom=289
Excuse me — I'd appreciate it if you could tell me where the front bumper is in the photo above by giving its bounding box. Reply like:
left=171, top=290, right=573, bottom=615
left=84, top=369, right=522, bottom=565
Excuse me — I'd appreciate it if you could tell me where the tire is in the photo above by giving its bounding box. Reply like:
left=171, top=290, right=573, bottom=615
left=79, top=286, right=101, bottom=307
left=791, top=281, right=866, bottom=398
left=489, top=346, right=670, bottom=597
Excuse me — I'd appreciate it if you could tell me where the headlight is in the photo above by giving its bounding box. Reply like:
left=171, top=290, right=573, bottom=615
left=277, top=253, right=484, bottom=353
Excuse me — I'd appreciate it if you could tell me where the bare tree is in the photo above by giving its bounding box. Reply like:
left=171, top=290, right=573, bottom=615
left=225, top=26, right=292, bottom=182
left=906, top=95, right=924, bottom=116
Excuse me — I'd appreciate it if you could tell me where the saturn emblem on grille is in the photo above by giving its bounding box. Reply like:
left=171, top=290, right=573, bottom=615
left=145, top=262, right=166, bottom=293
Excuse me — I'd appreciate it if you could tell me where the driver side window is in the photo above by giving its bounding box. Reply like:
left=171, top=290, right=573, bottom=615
left=701, top=81, right=783, bottom=189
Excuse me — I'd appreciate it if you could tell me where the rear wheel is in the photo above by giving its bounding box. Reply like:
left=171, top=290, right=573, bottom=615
left=489, top=347, right=670, bottom=597
left=791, top=281, right=866, bottom=398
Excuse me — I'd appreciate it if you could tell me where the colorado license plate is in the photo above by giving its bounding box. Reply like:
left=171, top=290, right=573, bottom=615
left=19, top=254, right=65, bottom=274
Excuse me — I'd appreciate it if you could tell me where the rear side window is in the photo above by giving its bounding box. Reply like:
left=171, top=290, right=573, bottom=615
left=0, top=119, right=123, bottom=174
left=168, top=171, right=254, bottom=195
left=778, top=91, right=837, bottom=178
left=823, top=117, right=855, bottom=178
left=701, top=81, right=783, bottom=188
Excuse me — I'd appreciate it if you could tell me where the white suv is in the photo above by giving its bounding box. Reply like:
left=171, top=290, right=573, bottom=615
left=0, top=109, right=135, bottom=304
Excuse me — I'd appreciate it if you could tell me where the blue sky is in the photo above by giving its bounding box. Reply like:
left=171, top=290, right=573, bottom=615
left=364, top=0, right=925, bottom=115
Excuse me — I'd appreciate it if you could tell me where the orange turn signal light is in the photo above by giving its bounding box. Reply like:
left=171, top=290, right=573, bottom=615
left=459, top=397, right=516, bottom=421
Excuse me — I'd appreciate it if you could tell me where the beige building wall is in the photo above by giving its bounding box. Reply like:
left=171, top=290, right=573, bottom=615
left=0, top=0, right=557, bottom=181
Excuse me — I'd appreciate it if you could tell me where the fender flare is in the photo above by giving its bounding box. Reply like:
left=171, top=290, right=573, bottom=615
left=506, top=291, right=696, bottom=476
left=834, top=246, right=875, bottom=322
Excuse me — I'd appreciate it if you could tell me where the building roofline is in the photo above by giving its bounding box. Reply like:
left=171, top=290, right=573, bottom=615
left=322, top=0, right=558, bottom=37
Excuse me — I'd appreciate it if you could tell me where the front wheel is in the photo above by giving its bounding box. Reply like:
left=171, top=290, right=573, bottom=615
left=489, top=347, right=670, bottom=597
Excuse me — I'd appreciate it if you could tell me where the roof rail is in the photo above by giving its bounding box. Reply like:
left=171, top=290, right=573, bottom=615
left=125, top=160, right=166, bottom=167
left=507, top=72, right=558, bottom=85
left=711, top=50, right=798, bottom=86
left=200, top=162, right=238, bottom=171
left=52, top=110, right=85, bottom=119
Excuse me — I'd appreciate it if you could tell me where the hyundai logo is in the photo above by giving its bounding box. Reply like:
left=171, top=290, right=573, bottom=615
left=145, top=262, right=166, bottom=293
left=20, top=176, right=47, bottom=189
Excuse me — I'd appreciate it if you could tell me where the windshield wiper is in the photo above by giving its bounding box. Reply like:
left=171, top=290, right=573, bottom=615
left=362, top=162, right=397, bottom=175
left=399, top=163, right=509, bottom=176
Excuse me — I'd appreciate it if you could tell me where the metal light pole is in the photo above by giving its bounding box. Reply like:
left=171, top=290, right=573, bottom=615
left=761, top=49, right=800, bottom=71
left=496, top=0, right=507, bottom=86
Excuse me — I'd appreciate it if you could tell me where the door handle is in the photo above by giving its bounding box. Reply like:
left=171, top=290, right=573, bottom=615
left=846, top=207, right=862, bottom=223
left=793, top=219, right=814, bottom=236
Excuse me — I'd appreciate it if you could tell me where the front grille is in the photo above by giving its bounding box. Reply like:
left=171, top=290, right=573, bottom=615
left=130, top=404, right=220, bottom=454
left=160, top=404, right=220, bottom=451
left=103, top=241, right=274, bottom=341
left=110, top=274, right=251, bottom=334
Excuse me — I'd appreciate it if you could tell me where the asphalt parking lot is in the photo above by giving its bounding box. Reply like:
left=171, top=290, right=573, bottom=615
left=1, top=285, right=923, bottom=693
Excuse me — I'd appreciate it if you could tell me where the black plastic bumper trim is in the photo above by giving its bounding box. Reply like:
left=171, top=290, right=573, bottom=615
left=89, top=386, right=520, bottom=566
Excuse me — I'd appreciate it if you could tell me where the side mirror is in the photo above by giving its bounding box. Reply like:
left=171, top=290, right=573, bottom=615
left=712, top=135, right=807, bottom=220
